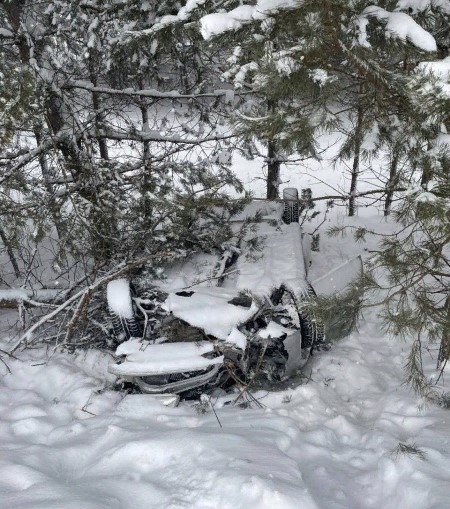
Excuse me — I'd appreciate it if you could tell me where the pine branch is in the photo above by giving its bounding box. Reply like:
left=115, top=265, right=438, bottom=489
left=65, top=80, right=247, bottom=100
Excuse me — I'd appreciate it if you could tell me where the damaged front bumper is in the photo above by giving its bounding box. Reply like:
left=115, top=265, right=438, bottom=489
left=126, top=363, right=224, bottom=395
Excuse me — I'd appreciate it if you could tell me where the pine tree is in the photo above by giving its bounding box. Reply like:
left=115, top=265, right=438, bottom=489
left=0, top=0, right=248, bottom=344
left=190, top=0, right=441, bottom=204
left=0, top=0, right=243, bottom=272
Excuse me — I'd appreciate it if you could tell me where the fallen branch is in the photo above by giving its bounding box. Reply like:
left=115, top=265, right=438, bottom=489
left=0, top=289, right=61, bottom=309
left=8, top=252, right=169, bottom=354
left=63, top=287, right=92, bottom=344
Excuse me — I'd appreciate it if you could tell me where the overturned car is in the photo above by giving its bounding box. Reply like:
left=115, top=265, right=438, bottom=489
left=107, top=191, right=360, bottom=398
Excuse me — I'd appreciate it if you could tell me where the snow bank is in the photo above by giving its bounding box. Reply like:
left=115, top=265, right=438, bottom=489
left=3, top=300, right=450, bottom=508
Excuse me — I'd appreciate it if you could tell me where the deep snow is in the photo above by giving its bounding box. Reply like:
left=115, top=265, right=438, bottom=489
left=1, top=211, right=450, bottom=508
left=0, top=124, right=448, bottom=508
left=1, top=304, right=450, bottom=508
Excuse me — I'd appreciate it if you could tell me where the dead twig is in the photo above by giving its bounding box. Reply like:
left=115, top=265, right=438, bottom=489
left=8, top=251, right=170, bottom=354
left=0, top=355, right=11, bottom=373
left=225, top=342, right=268, bottom=409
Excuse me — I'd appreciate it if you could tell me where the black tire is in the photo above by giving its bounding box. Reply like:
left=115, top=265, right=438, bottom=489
left=108, top=279, right=141, bottom=342
left=110, top=310, right=141, bottom=341
left=283, top=202, right=299, bottom=224
left=269, top=284, right=324, bottom=372
left=297, top=283, right=325, bottom=351
left=282, top=188, right=299, bottom=224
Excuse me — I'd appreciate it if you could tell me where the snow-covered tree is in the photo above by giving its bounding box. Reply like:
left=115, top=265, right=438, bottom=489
left=0, top=0, right=243, bottom=271
left=182, top=0, right=442, bottom=205
left=0, top=0, right=249, bottom=345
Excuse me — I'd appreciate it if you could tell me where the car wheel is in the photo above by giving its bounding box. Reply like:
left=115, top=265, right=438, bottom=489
left=282, top=187, right=299, bottom=224
left=298, top=283, right=325, bottom=351
left=107, top=278, right=141, bottom=342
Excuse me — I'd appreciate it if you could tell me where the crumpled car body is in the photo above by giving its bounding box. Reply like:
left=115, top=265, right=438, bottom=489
left=107, top=197, right=361, bottom=397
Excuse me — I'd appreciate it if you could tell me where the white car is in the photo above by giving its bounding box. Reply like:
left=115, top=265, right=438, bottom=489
left=107, top=192, right=360, bottom=397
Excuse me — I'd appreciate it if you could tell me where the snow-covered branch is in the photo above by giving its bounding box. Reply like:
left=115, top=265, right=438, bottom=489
left=0, top=140, right=54, bottom=179
left=94, top=128, right=236, bottom=145
left=360, top=6, right=437, bottom=52
left=0, top=27, right=14, bottom=39
left=0, top=289, right=61, bottom=309
left=8, top=252, right=169, bottom=354
left=65, top=80, right=238, bottom=101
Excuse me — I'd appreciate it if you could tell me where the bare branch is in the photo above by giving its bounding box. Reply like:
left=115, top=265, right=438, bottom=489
left=247, top=187, right=407, bottom=203
left=94, top=127, right=237, bottom=145
left=8, top=252, right=170, bottom=354
left=65, top=80, right=240, bottom=101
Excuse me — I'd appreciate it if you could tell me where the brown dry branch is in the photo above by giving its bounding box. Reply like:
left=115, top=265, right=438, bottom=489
left=8, top=252, right=169, bottom=354
left=63, top=288, right=92, bottom=344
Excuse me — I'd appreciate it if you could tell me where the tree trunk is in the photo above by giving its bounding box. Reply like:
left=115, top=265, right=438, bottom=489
left=384, top=151, right=399, bottom=216
left=348, top=150, right=360, bottom=217
left=89, top=57, right=108, bottom=160
left=44, top=89, right=115, bottom=262
left=138, top=99, right=154, bottom=248
left=0, top=226, right=20, bottom=279
left=348, top=90, right=364, bottom=217
left=421, top=142, right=433, bottom=187
left=438, top=295, right=450, bottom=366
left=266, top=99, right=280, bottom=200
left=266, top=140, right=280, bottom=200
left=34, top=128, right=66, bottom=241
left=139, top=82, right=151, bottom=170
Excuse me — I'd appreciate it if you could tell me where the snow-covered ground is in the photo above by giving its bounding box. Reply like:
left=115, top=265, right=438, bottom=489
left=1, top=207, right=450, bottom=508
left=1, top=301, right=450, bottom=509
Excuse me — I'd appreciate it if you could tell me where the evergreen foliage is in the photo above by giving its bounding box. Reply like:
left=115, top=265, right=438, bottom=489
left=0, top=0, right=449, bottom=391
left=0, top=0, right=243, bottom=268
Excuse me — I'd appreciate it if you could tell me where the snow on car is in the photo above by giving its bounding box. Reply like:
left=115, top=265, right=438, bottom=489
left=107, top=193, right=360, bottom=398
